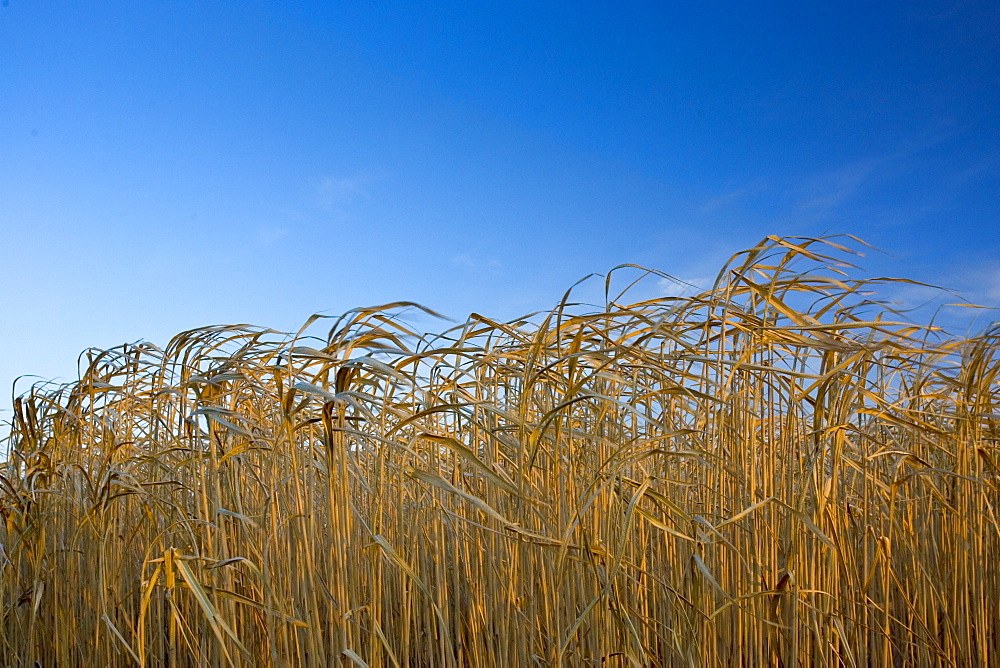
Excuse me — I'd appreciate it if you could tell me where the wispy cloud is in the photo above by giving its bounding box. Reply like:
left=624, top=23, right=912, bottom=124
left=960, top=262, right=1000, bottom=307
left=255, top=225, right=289, bottom=245
left=918, top=260, right=1000, bottom=309
left=871, top=259, right=1000, bottom=334
left=986, top=270, right=1000, bottom=304
left=701, top=178, right=769, bottom=214
left=946, top=155, right=997, bottom=187
left=452, top=254, right=502, bottom=272
left=312, top=174, right=373, bottom=213
left=795, top=158, right=883, bottom=213
left=656, top=276, right=711, bottom=298
left=790, top=133, right=956, bottom=219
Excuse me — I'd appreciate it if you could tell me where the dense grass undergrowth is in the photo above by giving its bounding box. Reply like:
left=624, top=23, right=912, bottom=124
left=1, top=236, right=998, bottom=666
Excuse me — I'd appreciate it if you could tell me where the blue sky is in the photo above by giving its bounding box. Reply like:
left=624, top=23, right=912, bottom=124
left=1, top=1, right=998, bottom=418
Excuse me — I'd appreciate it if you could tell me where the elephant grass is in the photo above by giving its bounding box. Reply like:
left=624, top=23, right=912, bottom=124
left=1, top=235, right=998, bottom=666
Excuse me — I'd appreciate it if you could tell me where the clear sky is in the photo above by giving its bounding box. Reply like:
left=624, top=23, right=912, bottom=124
left=1, top=1, right=998, bottom=419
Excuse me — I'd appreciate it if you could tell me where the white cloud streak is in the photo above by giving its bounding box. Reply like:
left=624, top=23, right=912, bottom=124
left=312, top=174, right=372, bottom=212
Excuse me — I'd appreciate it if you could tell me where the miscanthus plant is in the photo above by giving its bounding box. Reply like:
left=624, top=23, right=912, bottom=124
left=0, top=236, right=997, bottom=666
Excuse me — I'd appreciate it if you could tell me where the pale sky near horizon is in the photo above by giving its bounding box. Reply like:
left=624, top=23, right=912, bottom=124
left=1, top=1, right=998, bottom=421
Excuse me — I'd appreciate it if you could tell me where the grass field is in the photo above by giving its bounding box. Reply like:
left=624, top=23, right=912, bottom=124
left=1, top=236, right=998, bottom=666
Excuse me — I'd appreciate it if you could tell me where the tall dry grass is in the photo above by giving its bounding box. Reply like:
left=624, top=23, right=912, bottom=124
left=1, top=235, right=998, bottom=666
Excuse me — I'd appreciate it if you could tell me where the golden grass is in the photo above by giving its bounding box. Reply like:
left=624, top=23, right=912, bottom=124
left=1, top=235, right=998, bottom=666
